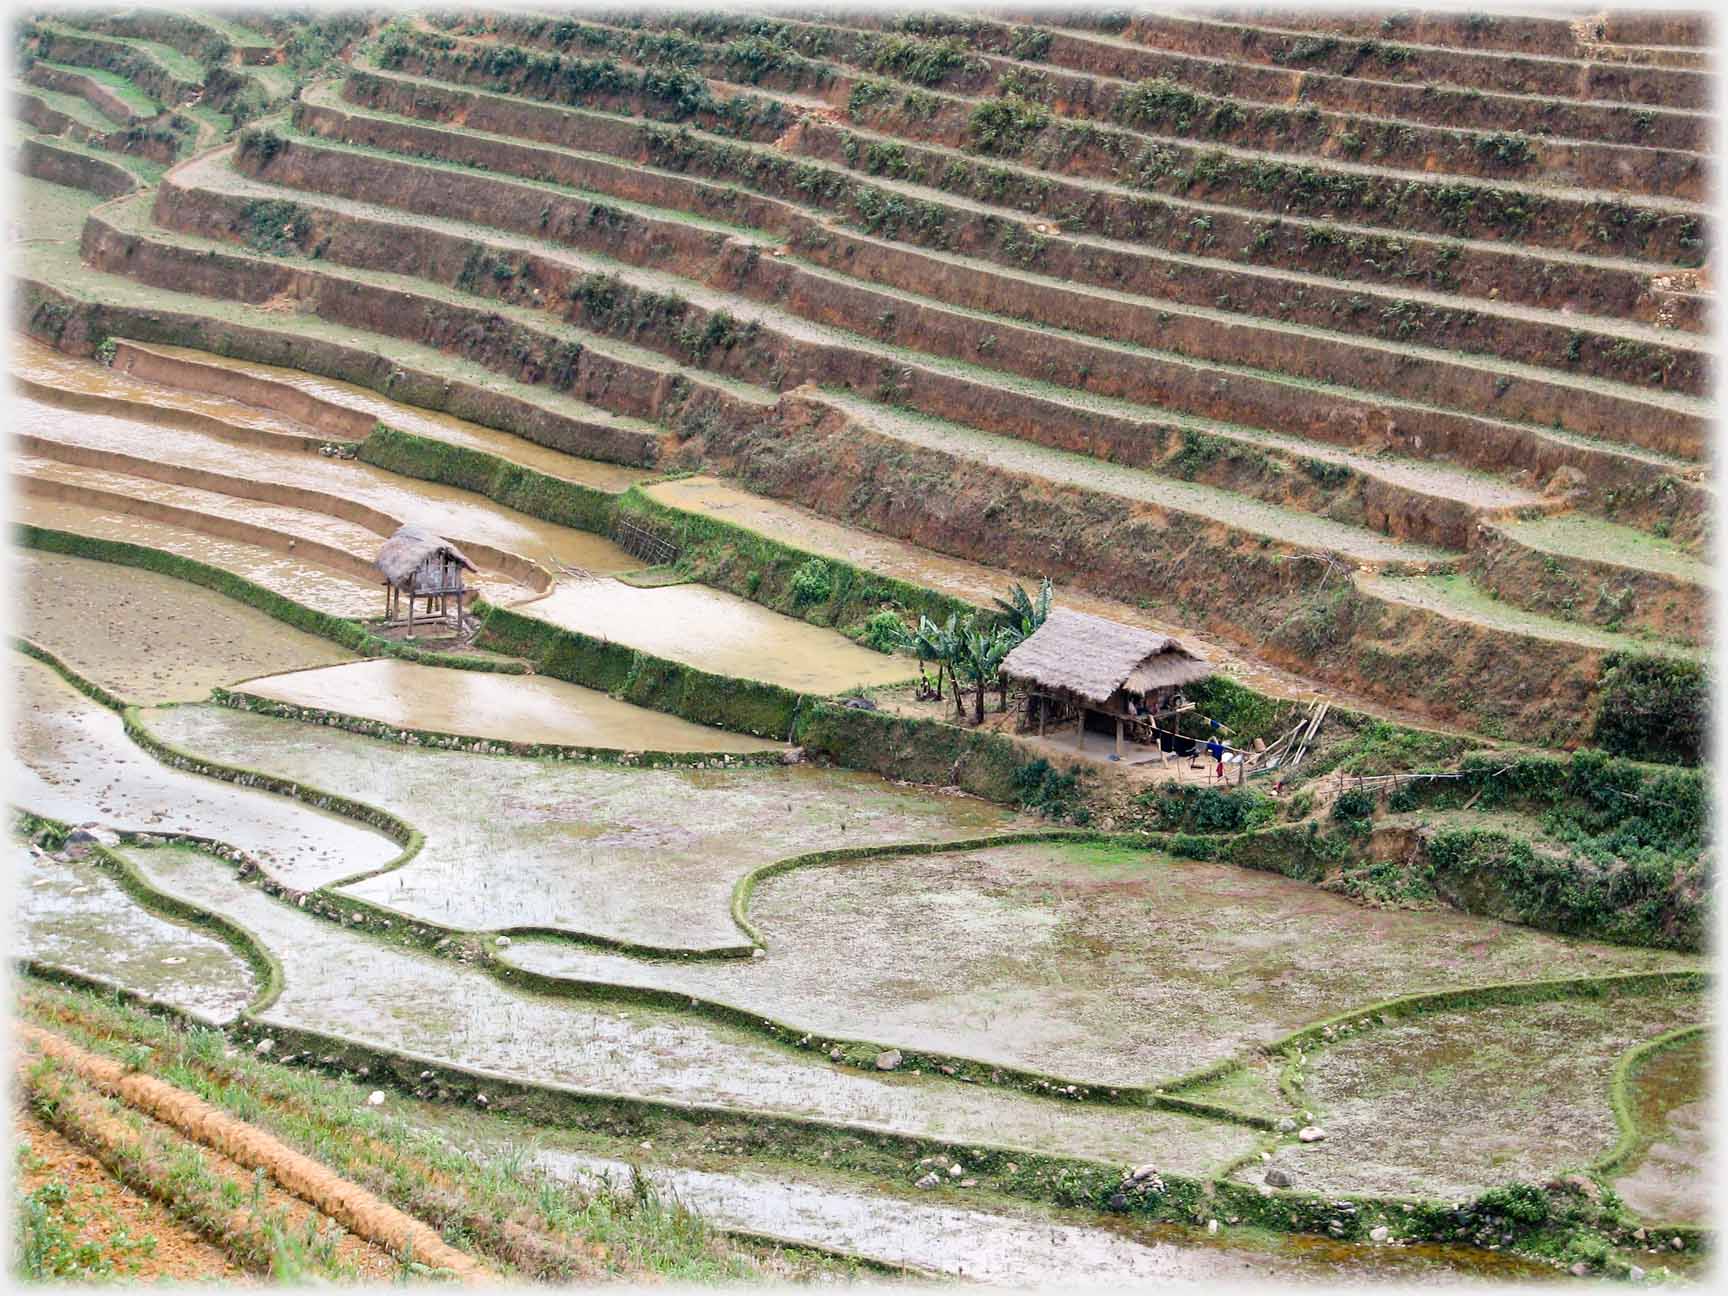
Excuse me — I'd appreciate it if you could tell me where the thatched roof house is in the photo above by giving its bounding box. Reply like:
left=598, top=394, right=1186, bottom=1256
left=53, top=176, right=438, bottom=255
left=1002, top=608, right=1210, bottom=708
left=374, top=524, right=476, bottom=593
left=375, top=524, right=478, bottom=635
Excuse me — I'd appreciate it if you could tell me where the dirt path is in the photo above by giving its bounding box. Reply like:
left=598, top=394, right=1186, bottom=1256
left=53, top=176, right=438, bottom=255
left=18, top=1021, right=496, bottom=1284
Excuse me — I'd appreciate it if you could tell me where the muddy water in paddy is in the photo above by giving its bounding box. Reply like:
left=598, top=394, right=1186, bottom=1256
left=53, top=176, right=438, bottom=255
left=236, top=659, right=784, bottom=754
left=18, top=550, right=356, bottom=704
left=13, top=844, right=255, bottom=1024
left=1612, top=1034, right=1712, bottom=1225
left=13, top=386, right=637, bottom=578
left=1247, top=994, right=1708, bottom=1202
left=115, top=339, right=655, bottom=492
left=14, top=492, right=383, bottom=618
left=501, top=840, right=1696, bottom=1087
left=143, top=704, right=1024, bottom=950
left=530, top=579, right=915, bottom=694
left=119, top=843, right=1254, bottom=1170
left=12, top=654, right=399, bottom=890
left=509, top=1143, right=1557, bottom=1285
left=15, top=334, right=326, bottom=443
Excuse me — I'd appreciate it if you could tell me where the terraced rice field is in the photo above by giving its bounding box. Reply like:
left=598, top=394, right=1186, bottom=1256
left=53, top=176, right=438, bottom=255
left=9, top=4, right=1715, bottom=1286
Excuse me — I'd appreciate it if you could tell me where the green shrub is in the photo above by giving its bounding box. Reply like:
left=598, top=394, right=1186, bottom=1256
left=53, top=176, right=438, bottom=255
left=1013, top=758, right=1085, bottom=821
left=1139, top=785, right=1277, bottom=833
left=1592, top=653, right=1707, bottom=766
left=788, top=558, right=834, bottom=606
left=1331, top=787, right=1376, bottom=822
left=856, top=609, right=908, bottom=653
left=1472, top=1183, right=1550, bottom=1228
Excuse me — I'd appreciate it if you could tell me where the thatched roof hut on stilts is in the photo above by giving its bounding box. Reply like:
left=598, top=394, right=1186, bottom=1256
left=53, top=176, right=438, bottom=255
left=1001, top=608, right=1213, bottom=763
left=375, top=524, right=477, bottom=638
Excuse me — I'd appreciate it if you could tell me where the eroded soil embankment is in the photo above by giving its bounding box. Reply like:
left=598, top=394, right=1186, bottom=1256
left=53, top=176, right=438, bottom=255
left=19, top=136, right=137, bottom=197
left=223, top=140, right=1707, bottom=540
left=326, top=69, right=1705, bottom=374
left=691, top=395, right=1612, bottom=744
left=112, top=341, right=377, bottom=440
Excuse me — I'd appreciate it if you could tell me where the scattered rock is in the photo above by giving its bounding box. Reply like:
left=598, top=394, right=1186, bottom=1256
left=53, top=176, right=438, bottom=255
left=1005, top=1163, right=1017, bottom=1174
left=779, top=747, right=805, bottom=765
left=1571, top=1263, right=1592, bottom=1278
left=1207, top=1219, right=1219, bottom=1235
left=254, top=1038, right=274, bottom=1055
left=494, top=936, right=511, bottom=948
left=1126, top=1164, right=1160, bottom=1185
left=1298, top=1126, right=1327, bottom=1143
left=875, top=1049, right=902, bottom=1071
left=1671, top=1237, right=1685, bottom=1251
left=829, top=1047, right=844, bottom=1061
left=1108, top=1193, right=1128, bottom=1210
left=1370, top=1226, right=1390, bottom=1243
left=1277, top=1117, right=1298, bottom=1133
left=948, top=1164, right=963, bottom=1178
left=1264, top=1168, right=1294, bottom=1189
left=366, top=1090, right=385, bottom=1107
left=915, top=1172, right=940, bottom=1190
left=1629, top=1267, right=1645, bottom=1281
left=960, top=1178, right=976, bottom=1188
left=751, top=948, right=766, bottom=959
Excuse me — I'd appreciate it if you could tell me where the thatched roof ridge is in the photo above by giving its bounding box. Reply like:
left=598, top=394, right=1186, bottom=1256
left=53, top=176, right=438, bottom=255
left=1001, top=607, right=1209, bottom=705
left=375, top=524, right=476, bottom=590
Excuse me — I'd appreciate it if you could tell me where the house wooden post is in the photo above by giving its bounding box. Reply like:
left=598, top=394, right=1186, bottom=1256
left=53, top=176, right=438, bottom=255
left=1037, top=694, right=1046, bottom=737
left=1076, top=710, right=1085, bottom=751
left=1115, top=716, right=1124, bottom=758
left=406, top=591, right=415, bottom=639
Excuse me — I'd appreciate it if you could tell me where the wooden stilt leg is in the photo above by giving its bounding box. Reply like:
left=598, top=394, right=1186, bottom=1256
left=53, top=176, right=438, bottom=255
left=406, top=593, right=415, bottom=640
left=1115, top=717, right=1124, bottom=759
left=1076, top=711, right=1084, bottom=752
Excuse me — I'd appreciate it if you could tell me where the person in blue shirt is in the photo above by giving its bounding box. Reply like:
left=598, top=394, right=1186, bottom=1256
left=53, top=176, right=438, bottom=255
left=1207, top=735, right=1226, bottom=781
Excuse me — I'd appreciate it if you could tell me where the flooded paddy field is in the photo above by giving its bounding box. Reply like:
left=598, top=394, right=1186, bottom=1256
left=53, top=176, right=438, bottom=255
left=142, top=703, right=1024, bottom=951
left=236, top=659, right=786, bottom=754
left=116, top=339, right=657, bottom=492
left=119, top=842, right=1256, bottom=1170
left=16, top=333, right=332, bottom=447
left=17, top=549, right=356, bottom=704
left=1245, top=993, right=1708, bottom=1202
left=466, top=1127, right=1561, bottom=1286
left=1613, top=1033, right=1712, bottom=1225
left=15, top=383, right=634, bottom=579
left=529, top=579, right=917, bottom=695
left=500, top=840, right=1697, bottom=1086
left=13, top=843, right=256, bottom=1024
left=12, top=653, right=399, bottom=890
left=14, top=490, right=385, bottom=619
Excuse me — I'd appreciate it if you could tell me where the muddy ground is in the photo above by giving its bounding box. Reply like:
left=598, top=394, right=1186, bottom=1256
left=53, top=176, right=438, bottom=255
left=238, top=658, right=786, bottom=754
left=12, top=655, right=399, bottom=890
left=1245, top=993, right=1708, bottom=1202
left=119, top=841, right=1256, bottom=1171
left=499, top=840, right=1697, bottom=1086
left=140, top=701, right=1022, bottom=951
left=18, top=550, right=355, bottom=704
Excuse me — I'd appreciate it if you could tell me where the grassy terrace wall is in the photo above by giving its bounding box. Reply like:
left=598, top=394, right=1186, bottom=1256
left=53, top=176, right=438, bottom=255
left=356, top=425, right=619, bottom=535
